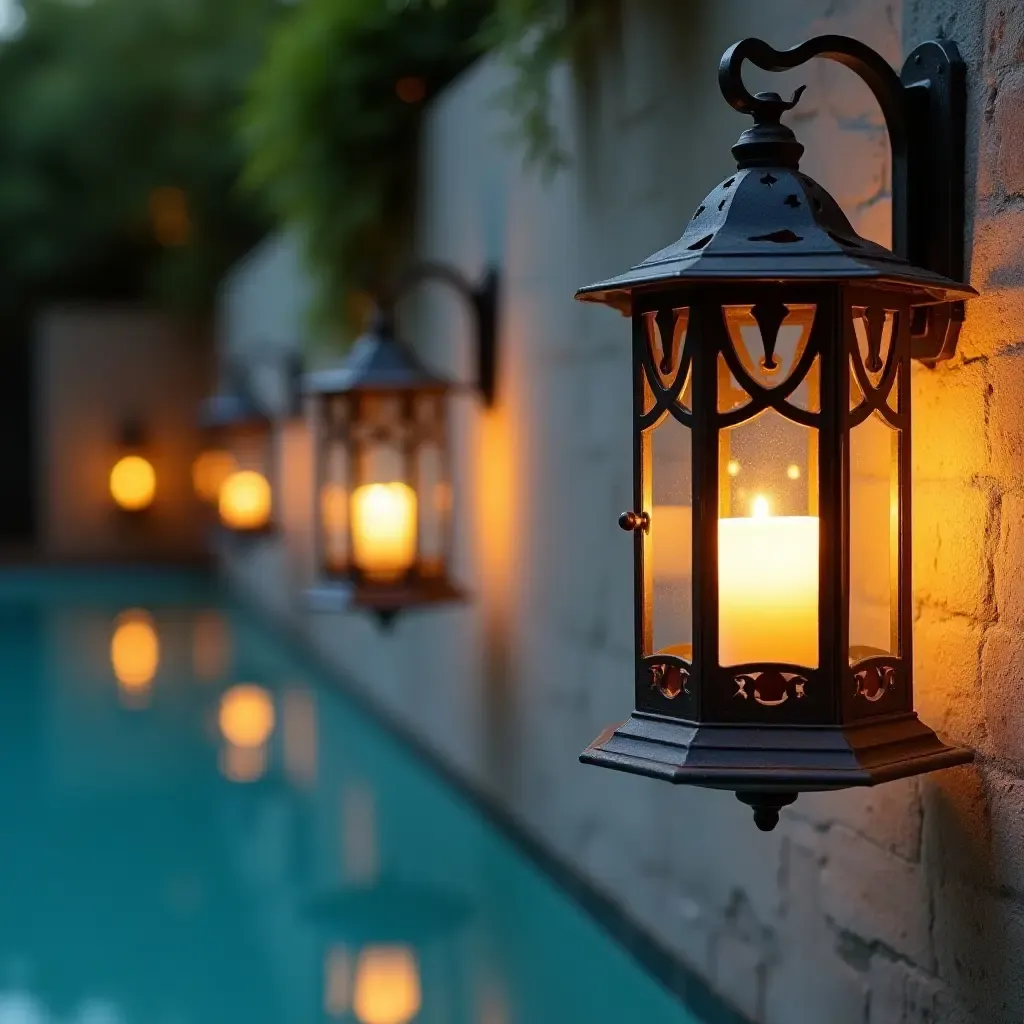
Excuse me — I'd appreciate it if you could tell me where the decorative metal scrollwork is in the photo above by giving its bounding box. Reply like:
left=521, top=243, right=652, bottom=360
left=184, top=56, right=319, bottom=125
left=639, top=307, right=692, bottom=429
left=649, top=659, right=691, bottom=700
left=854, top=662, right=897, bottom=702
left=849, top=305, right=901, bottom=427
left=734, top=669, right=808, bottom=706
left=718, top=303, right=820, bottom=429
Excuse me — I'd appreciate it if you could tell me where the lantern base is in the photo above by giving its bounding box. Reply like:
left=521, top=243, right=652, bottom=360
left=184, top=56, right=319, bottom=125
left=581, top=711, right=972, bottom=828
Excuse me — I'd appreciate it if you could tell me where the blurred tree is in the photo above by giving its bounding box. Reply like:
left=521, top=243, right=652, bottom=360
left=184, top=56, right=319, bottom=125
left=241, top=0, right=494, bottom=337
left=0, top=0, right=286, bottom=318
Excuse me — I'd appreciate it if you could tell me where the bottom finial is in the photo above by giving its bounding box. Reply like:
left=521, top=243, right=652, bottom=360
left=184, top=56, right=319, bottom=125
left=735, top=790, right=798, bottom=831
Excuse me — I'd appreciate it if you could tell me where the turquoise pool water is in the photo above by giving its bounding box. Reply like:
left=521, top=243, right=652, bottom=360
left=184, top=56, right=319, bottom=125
left=0, top=569, right=708, bottom=1024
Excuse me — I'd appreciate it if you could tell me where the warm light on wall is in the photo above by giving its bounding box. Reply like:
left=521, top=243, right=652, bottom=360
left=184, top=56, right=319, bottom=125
left=110, top=455, right=156, bottom=512
left=353, top=946, right=421, bottom=1024
left=350, top=482, right=417, bottom=582
left=111, top=610, right=159, bottom=706
left=218, top=470, right=271, bottom=532
left=192, top=449, right=237, bottom=505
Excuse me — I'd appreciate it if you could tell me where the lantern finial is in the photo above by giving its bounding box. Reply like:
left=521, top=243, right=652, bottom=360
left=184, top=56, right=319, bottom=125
left=729, top=86, right=806, bottom=170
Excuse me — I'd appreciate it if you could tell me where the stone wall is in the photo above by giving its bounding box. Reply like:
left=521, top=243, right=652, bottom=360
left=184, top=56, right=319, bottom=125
left=218, top=0, right=1024, bottom=1021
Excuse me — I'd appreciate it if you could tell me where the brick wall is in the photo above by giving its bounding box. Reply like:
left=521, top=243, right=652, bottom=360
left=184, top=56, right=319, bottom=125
left=218, top=0, right=1024, bottom=1020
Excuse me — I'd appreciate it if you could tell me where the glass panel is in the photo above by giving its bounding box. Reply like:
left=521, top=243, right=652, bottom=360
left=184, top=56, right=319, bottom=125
left=650, top=415, right=692, bottom=660
left=849, top=409, right=900, bottom=663
left=353, top=396, right=416, bottom=583
left=723, top=303, right=815, bottom=389
left=414, top=394, right=448, bottom=577
left=718, top=409, right=819, bottom=667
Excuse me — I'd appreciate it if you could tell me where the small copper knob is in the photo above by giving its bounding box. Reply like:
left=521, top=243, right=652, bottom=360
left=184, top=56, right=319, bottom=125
left=618, top=510, right=649, bottom=532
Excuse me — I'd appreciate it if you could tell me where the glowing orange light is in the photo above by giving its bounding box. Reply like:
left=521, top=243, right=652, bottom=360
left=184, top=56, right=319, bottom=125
left=218, top=684, right=275, bottom=748
left=351, top=482, right=416, bottom=581
left=110, top=455, right=156, bottom=511
left=192, top=449, right=237, bottom=504
left=395, top=76, right=426, bottom=103
left=353, top=947, right=421, bottom=1024
left=218, top=470, right=271, bottom=531
left=149, top=186, right=191, bottom=247
left=111, top=610, right=159, bottom=705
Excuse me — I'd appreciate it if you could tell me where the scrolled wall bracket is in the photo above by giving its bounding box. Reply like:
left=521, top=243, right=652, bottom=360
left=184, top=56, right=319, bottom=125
left=720, top=35, right=968, bottom=364
left=385, top=264, right=501, bottom=406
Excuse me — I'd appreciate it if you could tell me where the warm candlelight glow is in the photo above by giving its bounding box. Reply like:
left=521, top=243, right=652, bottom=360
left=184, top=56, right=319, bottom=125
left=218, top=684, right=275, bottom=748
left=192, top=449, right=237, bottom=504
left=727, top=459, right=741, bottom=477
left=786, top=463, right=802, bottom=480
left=110, top=455, right=156, bottom=511
left=719, top=493, right=818, bottom=667
left=218, top=470, right=271, bottom=531
left=353, top=946, right=421, bottom=1024
left=351, top=482, right=417, bottom=582
left=111, top=610, right=159, bottom=705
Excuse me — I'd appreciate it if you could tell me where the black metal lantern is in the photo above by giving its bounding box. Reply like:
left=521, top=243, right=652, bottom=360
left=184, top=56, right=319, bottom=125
left=577, top=36, right=978, bottom=829
left=305, top=266, right=499, bottom=626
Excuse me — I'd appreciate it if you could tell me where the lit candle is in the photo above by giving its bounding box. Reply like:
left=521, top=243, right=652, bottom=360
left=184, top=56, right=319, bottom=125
left=718, top=495, right=818, bottom=667
left=351, top=482, right=417, bottom=582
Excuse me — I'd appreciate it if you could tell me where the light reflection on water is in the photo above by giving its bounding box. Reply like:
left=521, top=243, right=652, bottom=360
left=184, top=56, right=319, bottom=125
left=0, top=571, right=703, bottom=1024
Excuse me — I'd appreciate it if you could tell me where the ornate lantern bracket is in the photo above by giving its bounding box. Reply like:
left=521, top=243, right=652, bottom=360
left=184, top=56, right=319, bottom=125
left=383, top=264, right=501, bottom=406
left=719, top=35, right=967, bottom=364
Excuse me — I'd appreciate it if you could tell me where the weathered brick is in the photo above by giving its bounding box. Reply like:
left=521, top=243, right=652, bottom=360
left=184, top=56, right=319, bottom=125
left=986, top=3, right=1024, bottom=71
left=914, top=609, right=985, bottom=748
left=982, top=625, right=1024, bottom=760
left=922, top=765, right=993, bottom=890
left=794, top=777, right=922, bottom=862
left=991, top=353, right=1024, bottom=483
left=912, top=360, right=989, bottom=481
left=984, top=765, right=1024, bottom=894
left=913, top=482, right=996, bottom=618
left=820, top=826, right=933, bottom=968
left=993, top=68, right=1024, bottom=195
left=995, top=490, right=1024, bottom=628
left=931, top=879, right=1024, bottom=1021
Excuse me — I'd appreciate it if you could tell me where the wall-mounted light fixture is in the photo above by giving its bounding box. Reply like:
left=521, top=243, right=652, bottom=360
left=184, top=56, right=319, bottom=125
left=576, top=36, right=976, bottom=829
left=109, top=421, right=156, bottom=514
left=197, top=355, right=301, bottom=536
left=304, top=266, right=499, bottom=627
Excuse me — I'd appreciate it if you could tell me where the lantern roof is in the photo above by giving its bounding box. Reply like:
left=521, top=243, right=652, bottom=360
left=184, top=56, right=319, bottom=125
left=576, top=92, right=977, bottom=314
left=197, top=390, right=269, bottom=432
left=303, top=310, right=451, bottom=396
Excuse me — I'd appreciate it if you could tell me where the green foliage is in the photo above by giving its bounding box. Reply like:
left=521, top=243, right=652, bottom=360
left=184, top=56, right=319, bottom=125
left=0, top=0, right=284, bottom=316
left=240, top=0, right=493, bottom=336
left=483, top=0, right=609, bottom=170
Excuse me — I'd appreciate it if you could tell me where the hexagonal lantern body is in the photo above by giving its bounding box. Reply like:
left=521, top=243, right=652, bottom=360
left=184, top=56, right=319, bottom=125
left=305, top=313, right=465, bottom=625
left=576, top=47, right=978, bottom=829
left=197, top=392, right=276, bottom=534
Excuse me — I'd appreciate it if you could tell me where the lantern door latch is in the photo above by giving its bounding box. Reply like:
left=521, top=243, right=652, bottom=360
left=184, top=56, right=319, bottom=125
left=719, top=35, right=968, bottom=364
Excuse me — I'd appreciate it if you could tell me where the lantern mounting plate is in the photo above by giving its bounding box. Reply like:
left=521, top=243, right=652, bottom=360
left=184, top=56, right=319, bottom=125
left=718, top=35, right=968, bottom=364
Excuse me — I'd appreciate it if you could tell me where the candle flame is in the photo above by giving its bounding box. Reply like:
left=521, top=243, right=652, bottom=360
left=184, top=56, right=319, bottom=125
left=752, top=495, right=771, bottom=519
left=787, top=464, right=801, bottom=480
left=727, top=459, right=741, bottom=477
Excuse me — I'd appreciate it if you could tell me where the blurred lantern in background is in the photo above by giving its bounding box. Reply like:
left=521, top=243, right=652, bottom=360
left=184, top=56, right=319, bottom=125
left=109, top=421, right=155, bottom=513
left=110, top=609, right=159, bottom=708
left=196, top=390, right=275, bottom=534
left=304, top=265, right=498, bottom=627
left=577, top=34, right=977, bottom=829
left=218, top=683, right=276, bottom=783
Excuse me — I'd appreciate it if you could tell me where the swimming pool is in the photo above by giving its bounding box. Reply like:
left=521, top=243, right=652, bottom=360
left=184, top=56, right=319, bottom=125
left=0, top=569, right=718, bottom=1024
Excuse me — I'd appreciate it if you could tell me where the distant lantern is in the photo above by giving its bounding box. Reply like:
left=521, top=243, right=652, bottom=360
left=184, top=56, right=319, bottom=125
left=218, top=683, right=276, bottom=783
left=197, top=390, right=276, bottom=535
left=110, top=421, right=155, bottom=513
left=576, top=35, right=977, bottom=828
left=304, top=265, right=499, bottom=626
